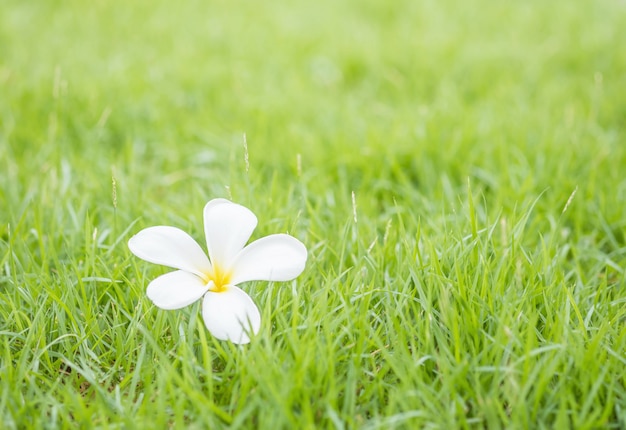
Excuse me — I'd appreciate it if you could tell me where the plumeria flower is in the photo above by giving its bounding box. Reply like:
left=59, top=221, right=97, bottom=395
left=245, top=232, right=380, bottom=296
left=128, top=198, right=307, bottom=344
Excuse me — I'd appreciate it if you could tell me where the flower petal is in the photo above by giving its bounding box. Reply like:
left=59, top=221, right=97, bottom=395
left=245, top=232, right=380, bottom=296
left=128, top=226, right=211, bottom=278
left=201, top=286, right=261, bottom=344
left=230, top=234, right=307, bottom=285
left=203, top=199, right=257, bottom=268
left=146, top=270, right=209, bottom=310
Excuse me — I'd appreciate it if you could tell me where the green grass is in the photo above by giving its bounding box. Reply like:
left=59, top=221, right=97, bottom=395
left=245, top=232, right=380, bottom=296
left=2, top=0, right=626, bottom=428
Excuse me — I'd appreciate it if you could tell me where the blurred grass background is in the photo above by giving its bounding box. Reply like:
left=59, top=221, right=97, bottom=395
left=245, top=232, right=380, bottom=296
left=2, top=0, right=625, bottom=222
left=1, top=0, right=626, bottom=428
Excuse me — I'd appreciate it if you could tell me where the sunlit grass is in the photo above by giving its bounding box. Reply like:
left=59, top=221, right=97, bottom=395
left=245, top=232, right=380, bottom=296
left=1, top=0, right=626, bottom=428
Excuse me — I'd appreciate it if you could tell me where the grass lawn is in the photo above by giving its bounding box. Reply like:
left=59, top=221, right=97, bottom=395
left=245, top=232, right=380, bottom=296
left=2, top=0, right=626, bottom=428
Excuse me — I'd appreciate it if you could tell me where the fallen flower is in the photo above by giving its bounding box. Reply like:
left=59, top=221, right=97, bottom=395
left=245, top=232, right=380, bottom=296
left=128, top=198, right=307, bottom=344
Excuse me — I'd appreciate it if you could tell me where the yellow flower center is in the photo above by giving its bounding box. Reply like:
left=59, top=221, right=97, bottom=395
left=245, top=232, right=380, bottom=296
left=204, top=265, right=232, bottom=293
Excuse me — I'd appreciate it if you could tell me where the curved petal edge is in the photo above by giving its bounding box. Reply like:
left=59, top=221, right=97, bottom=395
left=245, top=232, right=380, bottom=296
left=146, top=270, right=209, bottom=310
left=203, top=199, right=258, bottom=269
left=128, top=226, right=211, bottom=278
left=230, top=234, right=307, bottom=285
left=201, top=286, right=261, bottom=344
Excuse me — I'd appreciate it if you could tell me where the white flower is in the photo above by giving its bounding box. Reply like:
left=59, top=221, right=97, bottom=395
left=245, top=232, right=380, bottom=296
left=128, top=198, right=307, bottom=344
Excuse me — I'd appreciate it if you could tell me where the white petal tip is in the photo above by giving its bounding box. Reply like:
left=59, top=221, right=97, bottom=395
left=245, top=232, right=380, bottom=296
left=230, top=234, right=308, bottom=284
left=145, top=271, right=209, bottom=310
left=202, top=287, right=261, bottom=344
